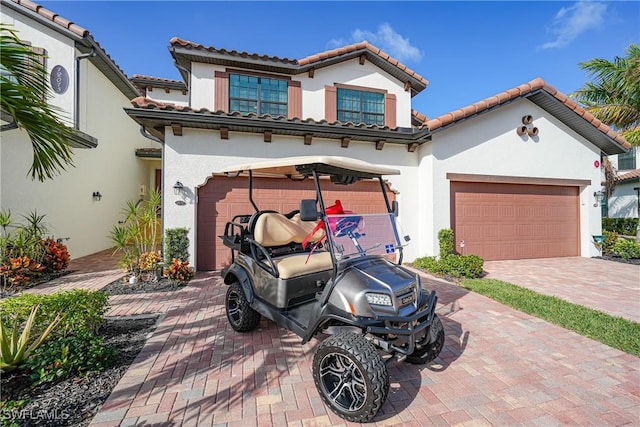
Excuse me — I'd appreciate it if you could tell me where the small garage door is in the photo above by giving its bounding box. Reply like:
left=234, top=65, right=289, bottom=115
left=451, top=181, right=579, bottom=260
left=197, top=176, right=395, bottom=270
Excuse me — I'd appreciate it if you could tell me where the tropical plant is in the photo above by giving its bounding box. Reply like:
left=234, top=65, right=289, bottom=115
left=164, top=258, right=194, bottom=284
left=110, top=189, right=161, bottom=277
left=571, top=43, right=640, bottom=146
left=41, top=238, right=70, bottom=273
left=1, top=24, right=77, bottom=181
left=0, top=304, right=62, bottom=373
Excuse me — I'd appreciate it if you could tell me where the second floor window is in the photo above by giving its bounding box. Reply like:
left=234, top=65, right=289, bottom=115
left=229, top=74, right=287, bottom=116
left=337, top=88, right=385, bottom=126
left=618, top=149, right=636, bottom=170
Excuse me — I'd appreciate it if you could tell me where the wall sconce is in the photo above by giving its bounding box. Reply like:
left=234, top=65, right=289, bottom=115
left=92, top=191, right=102, bottom=201
left=593, top=191, right=605, bottom=207
left=173, top=181, right=184, bottom=195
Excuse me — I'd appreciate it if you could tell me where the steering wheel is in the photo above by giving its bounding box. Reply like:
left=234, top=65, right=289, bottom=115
left=333, top=216, right=362, bottom=238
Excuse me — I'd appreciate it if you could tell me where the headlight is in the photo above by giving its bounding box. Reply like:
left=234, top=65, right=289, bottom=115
left=366, top=293, right=392, bottom=306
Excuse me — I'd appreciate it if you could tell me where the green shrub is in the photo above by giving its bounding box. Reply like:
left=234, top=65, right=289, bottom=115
left=164, top=227, right=190, bottom=264
left=600, top=231, right=619, bottom=255
left=602, top=218, right=639, bottom=235
left=613, top=239, right=640, bottom=260
left=438, top=228, right=455, bottom=257
left=413, top=254, right=484, bottom=279
left=0, top=289, right=109, bottom=338
left=25, top=329, right=116, bottom=386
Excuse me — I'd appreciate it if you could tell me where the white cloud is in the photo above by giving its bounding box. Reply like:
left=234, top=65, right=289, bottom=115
left=327, top=23, right=422, bottom=62
left=539, top=1, right=608, bottom=49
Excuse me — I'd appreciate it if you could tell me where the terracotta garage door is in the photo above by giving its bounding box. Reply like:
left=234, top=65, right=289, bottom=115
left=451, top=182, right=579, bottom=261
left=197, top=176, right=395, bottom=270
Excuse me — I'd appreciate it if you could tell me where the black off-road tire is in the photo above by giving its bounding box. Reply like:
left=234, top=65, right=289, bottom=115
left=312, top=331, right=389, bottom=422
left=225, top=282, right=261, bottom=332
left=406, top=314, right=445, bottom=365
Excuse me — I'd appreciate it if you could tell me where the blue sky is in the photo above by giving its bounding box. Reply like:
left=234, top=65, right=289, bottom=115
left=39, top=1, right=639, bottom=119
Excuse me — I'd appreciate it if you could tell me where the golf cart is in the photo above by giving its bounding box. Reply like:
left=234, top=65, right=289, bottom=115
left=218, top=156, right=444, bottom=422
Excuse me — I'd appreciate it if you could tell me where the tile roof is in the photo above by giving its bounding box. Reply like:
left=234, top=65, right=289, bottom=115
left=126, top=96, right=431, bottom=147
left=616, top=169, right=640, bottom=182
left=130, top=74, right=187, bottom=91
left=297, top=41, right=428, bottom=86
left=129, top=96, right=399, bottom=131
left=169, top=38, right=427, bottom=92
left=416, top=77, right=631, bottom=151
left=170, top=37, right=299, bottom=64
left=8, top=0, right=88, bottom=37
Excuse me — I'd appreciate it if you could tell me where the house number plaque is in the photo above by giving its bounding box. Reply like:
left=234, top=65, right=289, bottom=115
left=50, top=65, right=69, bottom=94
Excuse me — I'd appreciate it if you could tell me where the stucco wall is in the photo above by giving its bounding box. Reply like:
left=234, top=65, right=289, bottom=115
left=162, top=129, right=421, bottom=266
left=609, top=182, right=640, bottom=218
left=0, top=10, right=160, bottom=259
left=424, top=99, right=603, bottom=257
left=2, top=7, right=76, bottom=124
left=143, top=87, right=189, bottom=106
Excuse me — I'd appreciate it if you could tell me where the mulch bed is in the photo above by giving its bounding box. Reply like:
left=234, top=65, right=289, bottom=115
left=101, top=276, right=187, bottom=295
left=0, top=315, right=158, bottom=427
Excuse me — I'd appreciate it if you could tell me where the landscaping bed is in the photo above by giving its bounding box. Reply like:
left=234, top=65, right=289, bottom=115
left=1, top=315, right=158, bottom=427
left=101, top=276, right=186, bottom=295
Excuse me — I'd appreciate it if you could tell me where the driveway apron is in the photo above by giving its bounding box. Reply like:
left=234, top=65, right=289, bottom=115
left=483, top=257, right=640, bottom=323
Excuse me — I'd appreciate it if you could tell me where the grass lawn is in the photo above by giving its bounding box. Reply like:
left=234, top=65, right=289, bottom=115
left=460, top=278, right=640, bottom=357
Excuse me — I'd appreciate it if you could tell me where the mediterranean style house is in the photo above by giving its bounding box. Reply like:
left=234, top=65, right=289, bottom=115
left=126, top=38, right=630, bottom=270
left=1, top=0, right=160, bottom=259
left=2, top=0, right=632, bottom=268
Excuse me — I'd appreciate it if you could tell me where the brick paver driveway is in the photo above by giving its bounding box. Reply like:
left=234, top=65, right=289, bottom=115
left=484, top=257, right=640, bottom=323
left=88, top=269, right=640, bottom=426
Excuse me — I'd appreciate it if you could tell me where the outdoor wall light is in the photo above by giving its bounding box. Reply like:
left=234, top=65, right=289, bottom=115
left=92, top=191, right=102, bottom=201
left=173, top=181, right=184, bottom=195
left=593, top=190, right=605, bottom=207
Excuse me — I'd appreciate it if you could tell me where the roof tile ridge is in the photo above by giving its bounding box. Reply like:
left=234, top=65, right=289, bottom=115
left=13, top=0, right=89, bottom=37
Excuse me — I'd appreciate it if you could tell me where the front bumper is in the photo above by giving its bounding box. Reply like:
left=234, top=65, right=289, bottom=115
left=366, top=290, right=438, bottom=355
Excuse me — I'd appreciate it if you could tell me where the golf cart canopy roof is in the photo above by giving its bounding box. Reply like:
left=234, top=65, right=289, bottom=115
left=218, top=156, right=400, bottom=179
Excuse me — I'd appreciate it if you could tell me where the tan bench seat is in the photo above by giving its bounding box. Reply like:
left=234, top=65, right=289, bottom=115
left=272, top=251, right=333, bottom=279
left=253, top=212, right=331, bottom=279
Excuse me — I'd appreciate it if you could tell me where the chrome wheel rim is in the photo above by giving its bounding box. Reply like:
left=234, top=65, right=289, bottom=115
left=227, top=291, right=242, bottom=325
left=319, top=352, right=367, bottom=412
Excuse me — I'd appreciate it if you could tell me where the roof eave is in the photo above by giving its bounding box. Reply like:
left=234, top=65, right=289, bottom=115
left=525, top=90, right=629, bottom=156
left=124, top=108, right=432, bottom=146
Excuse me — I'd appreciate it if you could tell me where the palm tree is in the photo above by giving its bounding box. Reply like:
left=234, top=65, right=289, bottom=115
left=572, top=43, right=640, bottom=146
left=1, top=24, right=76, bottom=181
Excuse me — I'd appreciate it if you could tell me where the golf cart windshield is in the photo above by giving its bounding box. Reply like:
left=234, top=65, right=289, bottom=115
left=325, top=213, right=404, bottom=260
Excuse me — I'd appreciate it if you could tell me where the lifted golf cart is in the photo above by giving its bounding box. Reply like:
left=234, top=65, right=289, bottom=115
left=218, top=156, right=444, bottom=422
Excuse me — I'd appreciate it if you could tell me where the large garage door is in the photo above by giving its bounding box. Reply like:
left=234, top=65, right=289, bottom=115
left=451, top=182, right=579, bottom=260
left=197, top=176, right=395, bottom=270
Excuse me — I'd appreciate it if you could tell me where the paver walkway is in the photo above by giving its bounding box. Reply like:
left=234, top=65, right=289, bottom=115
left=484, top=257, right=640, bottom=323
left=20, top=252, right=640, bottom=426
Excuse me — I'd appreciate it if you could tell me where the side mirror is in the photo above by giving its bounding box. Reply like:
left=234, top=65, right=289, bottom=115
left=299, top=199, right=319, bottom=221
left=392, top=200, right=399, bottom=217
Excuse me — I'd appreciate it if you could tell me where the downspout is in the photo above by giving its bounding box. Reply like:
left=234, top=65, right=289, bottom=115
left=139, top=125, right=164, bottom=144
left=75, top=48, right=97, bottom=130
